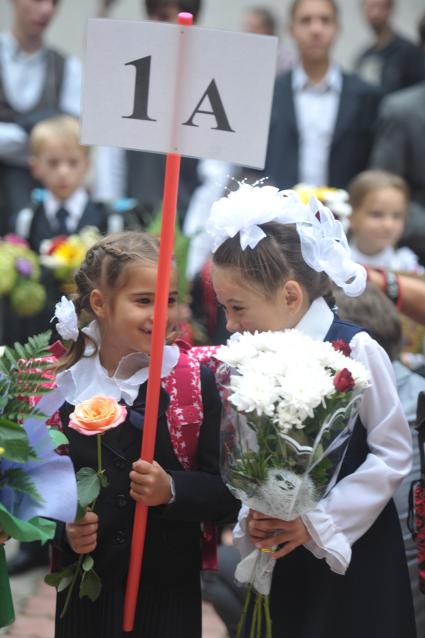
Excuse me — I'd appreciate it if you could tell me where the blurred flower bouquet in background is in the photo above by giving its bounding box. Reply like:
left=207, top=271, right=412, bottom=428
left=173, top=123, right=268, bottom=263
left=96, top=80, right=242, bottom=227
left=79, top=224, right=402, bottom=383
left=0, top=235, right=46, bottom=318
left=216, top=330, right=370, bottom=637
left=0, top=331, right=77, bottom=627
left=40, top=227, right=101, bottom=294
left=293, top=183, right=352, bottom=231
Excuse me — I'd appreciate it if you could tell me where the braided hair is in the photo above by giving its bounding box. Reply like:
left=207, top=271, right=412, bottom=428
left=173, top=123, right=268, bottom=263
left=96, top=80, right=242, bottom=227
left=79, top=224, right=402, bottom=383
left=56, top=231, right=162, bottom=371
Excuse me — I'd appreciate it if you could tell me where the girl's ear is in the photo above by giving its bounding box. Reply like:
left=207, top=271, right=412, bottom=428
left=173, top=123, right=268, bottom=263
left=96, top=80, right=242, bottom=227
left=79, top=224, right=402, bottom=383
left=89, top=289, right=107, bottom=319
left=282, top=279, right=306, bottom=316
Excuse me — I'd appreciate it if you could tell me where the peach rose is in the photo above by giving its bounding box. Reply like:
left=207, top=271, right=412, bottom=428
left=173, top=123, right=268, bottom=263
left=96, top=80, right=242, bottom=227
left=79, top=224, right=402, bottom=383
left=69, top=396, right=127, bottom=436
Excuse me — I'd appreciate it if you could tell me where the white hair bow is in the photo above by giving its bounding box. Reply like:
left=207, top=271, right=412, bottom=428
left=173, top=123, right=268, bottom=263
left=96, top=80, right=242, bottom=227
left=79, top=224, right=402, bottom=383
left=206, top=183, right=366, bottom=297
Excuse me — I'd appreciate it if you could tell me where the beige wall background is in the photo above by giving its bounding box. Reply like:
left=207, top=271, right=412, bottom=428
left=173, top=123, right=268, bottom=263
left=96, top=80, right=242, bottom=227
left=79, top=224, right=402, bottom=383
left=1, top=0, right=424, bottom=70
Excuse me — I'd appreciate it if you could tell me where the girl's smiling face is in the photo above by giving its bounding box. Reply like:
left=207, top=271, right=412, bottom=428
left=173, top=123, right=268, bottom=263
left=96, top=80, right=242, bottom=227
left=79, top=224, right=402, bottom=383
left=91, top=261, right=178, bottom=372
left=212, top=264, right=306, bottom=334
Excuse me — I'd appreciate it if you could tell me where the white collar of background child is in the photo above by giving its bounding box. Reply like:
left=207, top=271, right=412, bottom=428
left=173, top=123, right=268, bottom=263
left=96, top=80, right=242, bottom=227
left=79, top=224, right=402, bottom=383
left=206, top=183, right=366, bottom=298
left=55, top=318, right=179, bottom=406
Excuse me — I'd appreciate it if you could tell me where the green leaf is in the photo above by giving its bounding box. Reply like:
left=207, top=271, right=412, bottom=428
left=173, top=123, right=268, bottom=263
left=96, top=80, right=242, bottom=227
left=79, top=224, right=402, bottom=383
left=98, top=472, right=109, bottom=489
left=13, top=341, right=27, bottom=360
left=48, top=428, right=69, bottom=448
left=58, top=575, right=74, bottom=592
left=44, top=572, right=63, bottom=588
left=0, top=418, right=33, bottom=463
left=75, top=503, right=86, bottom=522
left=0, top=503, right=55, bottom=543
left=4, top=348, right=17, bottom=368
left=44, top=563, right=76, bottom=589
left=77, top=467, right=101, bottom=507
left=82, top=555, right=94, bottom=572
left=0, top=545, right=15, bottom=627
left=0, top=468, right=43, bottom=504
left=79, top=568, right=102, bottom=602
left=0, top=393, right=9, bottom=412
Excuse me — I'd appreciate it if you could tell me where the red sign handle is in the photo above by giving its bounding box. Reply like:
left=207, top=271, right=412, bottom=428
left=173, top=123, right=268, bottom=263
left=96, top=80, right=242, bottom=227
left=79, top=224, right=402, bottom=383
left=122, top=12, right=193, bottom=633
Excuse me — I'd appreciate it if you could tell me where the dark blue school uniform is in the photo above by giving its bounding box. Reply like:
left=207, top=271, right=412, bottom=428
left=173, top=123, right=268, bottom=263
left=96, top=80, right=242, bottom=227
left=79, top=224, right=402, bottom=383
left=245, top=318, right=416, bottom=638
left=53, top=366, right=239, bottom=637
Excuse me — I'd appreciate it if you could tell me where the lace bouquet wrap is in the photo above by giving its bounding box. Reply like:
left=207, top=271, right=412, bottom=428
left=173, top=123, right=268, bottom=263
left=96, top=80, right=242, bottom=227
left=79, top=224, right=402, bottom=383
left=216, top=330, right=370, bottom=632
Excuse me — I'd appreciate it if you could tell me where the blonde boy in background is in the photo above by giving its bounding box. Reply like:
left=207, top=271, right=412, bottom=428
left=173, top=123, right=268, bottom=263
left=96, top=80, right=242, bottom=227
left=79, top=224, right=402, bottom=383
left=7, top=116, right=123, bottom=575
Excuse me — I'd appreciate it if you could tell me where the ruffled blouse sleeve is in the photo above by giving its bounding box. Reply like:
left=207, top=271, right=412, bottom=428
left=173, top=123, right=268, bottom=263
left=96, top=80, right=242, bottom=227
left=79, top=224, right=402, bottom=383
left=301, top=331, right=412, bottom=574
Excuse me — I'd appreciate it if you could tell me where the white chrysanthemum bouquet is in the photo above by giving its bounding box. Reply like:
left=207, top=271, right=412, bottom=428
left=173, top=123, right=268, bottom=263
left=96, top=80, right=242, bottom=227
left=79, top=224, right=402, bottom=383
left=215, top=329, right=370, bottom=637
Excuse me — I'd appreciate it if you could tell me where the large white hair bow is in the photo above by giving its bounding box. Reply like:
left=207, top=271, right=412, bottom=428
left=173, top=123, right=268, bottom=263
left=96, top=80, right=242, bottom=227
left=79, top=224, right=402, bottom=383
left=206, top=183, right=366, bottom=297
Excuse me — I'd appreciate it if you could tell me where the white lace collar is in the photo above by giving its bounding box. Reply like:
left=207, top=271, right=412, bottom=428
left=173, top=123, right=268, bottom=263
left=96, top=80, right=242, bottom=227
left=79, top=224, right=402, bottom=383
left=55, top=321, right=179, bottom=406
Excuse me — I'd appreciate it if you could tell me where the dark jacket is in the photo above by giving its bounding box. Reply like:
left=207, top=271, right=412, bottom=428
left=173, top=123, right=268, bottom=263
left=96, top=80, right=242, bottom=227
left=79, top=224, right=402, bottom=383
left=267, top=318, right=416, bottom=638
left=356, top=33, right=425, bottom=95
left=23, top=199, right=110, bottom=253
left=56, top=366, right=239, bottom=590
left=260, top=70, right=382, bottom=190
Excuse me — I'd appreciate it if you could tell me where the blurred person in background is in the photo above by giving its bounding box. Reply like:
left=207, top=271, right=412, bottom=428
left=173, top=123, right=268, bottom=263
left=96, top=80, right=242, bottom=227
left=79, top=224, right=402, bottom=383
left=242, top=5, right=297, bottom=73
left=370, top=80, right=425, bottom=265
left=93, top=0, right=203, bottom=228
left=348, top=169, right=422, bottom=273
left=257, top=0, right=381, bottom=191
left=0, top=0, right=81, bottom=235
left=355, top=0, right=425, bottom=95
left=419, top=11, right=425, bottom=54
left=335, top=282, right=425, bottom=637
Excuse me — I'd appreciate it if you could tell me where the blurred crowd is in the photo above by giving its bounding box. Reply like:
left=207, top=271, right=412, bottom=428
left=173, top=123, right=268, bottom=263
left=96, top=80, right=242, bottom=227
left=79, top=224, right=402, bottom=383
left=1, top=0, right=425, bottom=342
left=1, top=1, right=425, bottom=633
left=4, top=0, right=425, bottom=362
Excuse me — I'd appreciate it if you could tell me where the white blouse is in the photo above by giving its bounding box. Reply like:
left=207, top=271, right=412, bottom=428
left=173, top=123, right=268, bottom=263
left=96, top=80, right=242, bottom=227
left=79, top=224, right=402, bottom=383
left=55, top=321, right=179, bottom=406
left=0, top=32, right=82, bottom=165
left=233, top=297, right=412, bottom=574
left=349, top=241, right=424, bottom=274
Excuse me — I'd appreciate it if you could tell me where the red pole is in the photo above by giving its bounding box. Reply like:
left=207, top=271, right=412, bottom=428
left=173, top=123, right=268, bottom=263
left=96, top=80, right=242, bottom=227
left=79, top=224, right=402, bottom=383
left=122, top=12, right=193, bottom=632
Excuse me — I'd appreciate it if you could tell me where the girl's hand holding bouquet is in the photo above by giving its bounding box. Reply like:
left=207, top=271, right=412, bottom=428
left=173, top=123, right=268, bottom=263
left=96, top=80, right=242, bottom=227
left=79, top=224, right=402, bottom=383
left=216, top=329, right=370, bottom=637
left=248, top=511, right=311, bottom=560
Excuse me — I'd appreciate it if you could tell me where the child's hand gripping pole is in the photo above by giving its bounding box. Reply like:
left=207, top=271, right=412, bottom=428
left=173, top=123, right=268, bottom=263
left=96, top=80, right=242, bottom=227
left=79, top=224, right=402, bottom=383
left=122, top=12, right=193, bottom=631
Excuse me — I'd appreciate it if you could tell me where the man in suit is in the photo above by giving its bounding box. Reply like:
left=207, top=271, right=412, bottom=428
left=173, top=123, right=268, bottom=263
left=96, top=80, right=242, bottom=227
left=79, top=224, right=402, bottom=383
left=355, top=0, right=425, bottom=95
left=258, top=0, right=382, bottom=191
left=370, top=81, right=425, bottom=264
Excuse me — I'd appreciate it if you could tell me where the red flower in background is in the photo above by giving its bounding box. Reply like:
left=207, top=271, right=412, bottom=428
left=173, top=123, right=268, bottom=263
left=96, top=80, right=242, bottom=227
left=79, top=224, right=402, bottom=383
left=46, top=235, right=67, bottom=255
left=333, top=368, right=355, bottom=393
left=332, top=339, right=351, bottom=357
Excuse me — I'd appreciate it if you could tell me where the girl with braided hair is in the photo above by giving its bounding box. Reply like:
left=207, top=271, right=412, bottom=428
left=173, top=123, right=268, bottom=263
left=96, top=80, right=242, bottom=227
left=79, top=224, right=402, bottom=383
left=50, top=231, right=238, bottom=637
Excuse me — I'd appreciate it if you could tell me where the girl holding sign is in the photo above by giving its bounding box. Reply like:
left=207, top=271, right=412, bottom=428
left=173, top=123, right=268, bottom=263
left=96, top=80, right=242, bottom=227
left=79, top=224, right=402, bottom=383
left=51, top=231, right=238, bottom=638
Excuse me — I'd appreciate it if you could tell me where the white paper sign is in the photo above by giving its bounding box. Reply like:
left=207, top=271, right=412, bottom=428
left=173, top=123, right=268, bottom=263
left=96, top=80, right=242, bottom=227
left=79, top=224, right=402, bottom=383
left=81, top=18, right=277, bottom=169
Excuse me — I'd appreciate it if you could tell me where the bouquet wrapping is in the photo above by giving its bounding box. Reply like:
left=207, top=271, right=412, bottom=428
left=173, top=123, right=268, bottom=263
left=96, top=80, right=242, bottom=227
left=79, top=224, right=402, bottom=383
left=216, top=330, right=370, bottom=606
left=0, top=333, right=77, bottom=627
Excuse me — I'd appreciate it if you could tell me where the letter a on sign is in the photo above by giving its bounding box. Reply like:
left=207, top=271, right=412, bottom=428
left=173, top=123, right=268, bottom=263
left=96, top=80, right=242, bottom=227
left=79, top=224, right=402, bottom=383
left=81, top=19, right=277, bottom=169
left=182, top=79, right=234, bottom=132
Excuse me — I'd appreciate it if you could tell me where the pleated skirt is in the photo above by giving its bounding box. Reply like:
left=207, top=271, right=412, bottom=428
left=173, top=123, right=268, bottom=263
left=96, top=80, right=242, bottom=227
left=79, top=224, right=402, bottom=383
left=242, top=499, right=417, bottom=638
left=55, top=578, right=202, bottom=638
